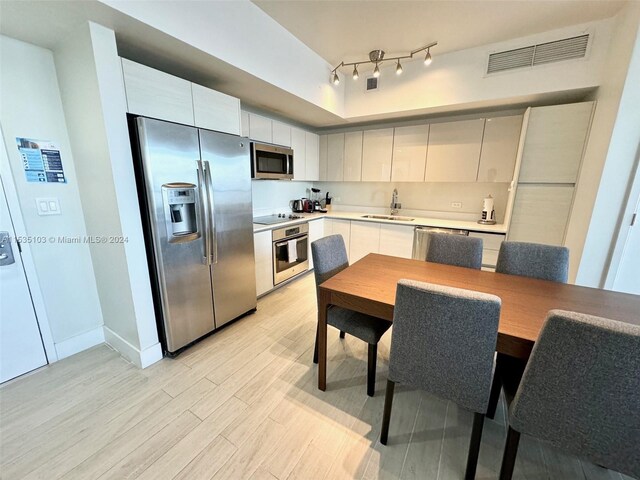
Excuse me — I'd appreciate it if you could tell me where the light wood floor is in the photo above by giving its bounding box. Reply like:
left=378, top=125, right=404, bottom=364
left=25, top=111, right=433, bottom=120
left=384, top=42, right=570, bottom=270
left=0, top=272, right=633, bottom=480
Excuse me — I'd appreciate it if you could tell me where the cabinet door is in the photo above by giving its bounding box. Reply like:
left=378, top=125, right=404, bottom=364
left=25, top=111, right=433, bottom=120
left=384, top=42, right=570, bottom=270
left=249, top=114, right=272, bottom=143
left=305, top=132, right=320, bottom=181
left=362, top=128, right=394, bottom=182
left=308, top=219, right=325, bottom=269
left=122, top=59, right=194, bottom=125
left=519, top=102, right=594, bottom=183
left=349, top=221, right=380, bottom=262
left=343, top=131, right=363, bottom=181
left=319, top=135, right=328, bottom=181
left=425, top=119, right=485, bottom=182
left=241, top=111, right=250, bottom=137
left=508, top=185, right=574, bottom=246
left=391, top=125, right=429, bottom=182
left=291, top=127, right=307, bottom=180
left=327, top=133, right=345, bottom=182
left=327, top=219, right=351, bottom=260
left=192, top=84, right=240, bottom=135
left=254, top=230, right=273, bottom=297
left=272, top=120, right=291, bottom=147
left=469, top=232, right=506, bottom=268
left=477, top=115, right=523, bottom=182
left=379, top=224, right=414, bottom=259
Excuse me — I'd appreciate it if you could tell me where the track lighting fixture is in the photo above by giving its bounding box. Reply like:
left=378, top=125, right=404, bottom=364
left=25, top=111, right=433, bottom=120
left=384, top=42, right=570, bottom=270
left=424, top=48, right=432, bottom=66
left=330, top=41, right=436, bottom=85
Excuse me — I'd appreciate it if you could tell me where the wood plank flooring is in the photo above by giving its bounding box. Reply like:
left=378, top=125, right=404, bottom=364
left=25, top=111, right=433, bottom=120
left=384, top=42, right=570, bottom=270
left=0, top=272, right=633, bottom=480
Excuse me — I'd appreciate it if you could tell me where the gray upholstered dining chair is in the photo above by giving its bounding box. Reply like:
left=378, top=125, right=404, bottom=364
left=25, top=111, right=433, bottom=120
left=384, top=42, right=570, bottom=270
left=381, top=279, right=501, bottom=480
left=495, top=241, right=569, bottom=282
left=499, top=310, right=640, bottom=480
left=311, top=235, right=391, bottom=396
left=426, top=233, right=483, bottom=269
left=487, top=240, right=570, bottom=419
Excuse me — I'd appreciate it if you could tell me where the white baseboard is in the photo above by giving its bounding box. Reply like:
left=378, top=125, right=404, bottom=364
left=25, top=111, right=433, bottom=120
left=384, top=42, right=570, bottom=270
left=103, top=326, right=163, bottom=368
left=55, top=326, right=105, bottom=360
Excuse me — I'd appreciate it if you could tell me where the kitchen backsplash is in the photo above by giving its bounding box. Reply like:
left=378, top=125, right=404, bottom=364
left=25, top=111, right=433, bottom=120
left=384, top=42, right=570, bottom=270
left=314, top=182, right=510, bottom=223
left=252, top=179, right=510, bottom=223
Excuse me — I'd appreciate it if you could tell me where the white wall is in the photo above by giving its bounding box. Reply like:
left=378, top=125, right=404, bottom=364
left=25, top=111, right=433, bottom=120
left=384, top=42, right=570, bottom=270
left=315, top=182, right=510, bottom=223
left=0, top=35, right=104, bottom=356
left=54, top=23, right=161, bottom=367
left=562, top=3, right=640, bottom=286
left=574, top=4, right=640, bottom=287
left=101, top=0, right=345, bottom=118
left=251, top=180, right=313, bottom=216
left=343, top=19, right=612, bottom=121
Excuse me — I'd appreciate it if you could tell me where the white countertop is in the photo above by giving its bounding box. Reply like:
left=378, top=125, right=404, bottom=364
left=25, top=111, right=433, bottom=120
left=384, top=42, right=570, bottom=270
left=253, top=211, right=508, bottom=234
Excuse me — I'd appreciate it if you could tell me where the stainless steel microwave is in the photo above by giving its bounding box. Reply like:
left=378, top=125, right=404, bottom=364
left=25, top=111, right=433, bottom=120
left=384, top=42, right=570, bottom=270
left=251, top=142, right=294, bottom=180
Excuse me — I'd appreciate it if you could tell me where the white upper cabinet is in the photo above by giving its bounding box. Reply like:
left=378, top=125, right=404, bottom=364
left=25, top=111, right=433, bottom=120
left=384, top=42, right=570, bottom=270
left=391, top=125, right=429, bottom=182
left=344, top=131, right=363, bottom=182
left=362, top=128, right=394, bottom=182
left=425, top=119, right=485, bottom=182
left=319, top=135, right=328, bottom=181
left=306, top=132, right=320, bottom=181
left=327, top=133, right=345, bottom=182
left=241, top=111, right=250, bottom=137
left=122, top=58, right=194, bottom=125
left=272, top=120, right=291, bottom=147
left=249, top=114, right=273, bottom=143
left=476, top=115, right=523, bottom=183
left=192, top=83, right=240, bottom=135
left=291, top=127, right=306, bottom=181
left=518, top=102, right=594, bottom=183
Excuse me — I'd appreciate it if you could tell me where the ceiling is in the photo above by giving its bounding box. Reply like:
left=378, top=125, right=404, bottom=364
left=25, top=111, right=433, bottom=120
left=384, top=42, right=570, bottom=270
left=253, top=0, right=626, bottom=66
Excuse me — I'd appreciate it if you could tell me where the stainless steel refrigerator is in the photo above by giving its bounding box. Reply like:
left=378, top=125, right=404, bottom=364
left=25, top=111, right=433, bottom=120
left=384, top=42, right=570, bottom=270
left=132, top=117, right=257, bottom=354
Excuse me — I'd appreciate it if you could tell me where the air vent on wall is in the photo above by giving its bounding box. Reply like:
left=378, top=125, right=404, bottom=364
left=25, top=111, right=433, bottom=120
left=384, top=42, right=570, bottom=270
left=487, top=34, right=589, bottom=74
left=366, top=76, right=379, bottom=91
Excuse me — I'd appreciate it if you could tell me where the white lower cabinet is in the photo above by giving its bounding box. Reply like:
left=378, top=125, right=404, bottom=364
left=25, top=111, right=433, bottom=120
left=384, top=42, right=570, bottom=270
left=469, top=231, right=506, bottom=269
left=326, top=219, right=351, bottom=260
left=254, top=230, right=273, bottom=297
left=379, top=224, right=414, bottom=259
left=349, top=221, right=381, bottom=262
left=308, top=219, right=325, bottom=269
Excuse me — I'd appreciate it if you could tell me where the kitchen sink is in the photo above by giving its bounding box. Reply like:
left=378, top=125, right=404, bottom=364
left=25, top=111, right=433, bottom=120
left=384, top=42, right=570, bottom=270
left=361, top=214, right=415, bottom=221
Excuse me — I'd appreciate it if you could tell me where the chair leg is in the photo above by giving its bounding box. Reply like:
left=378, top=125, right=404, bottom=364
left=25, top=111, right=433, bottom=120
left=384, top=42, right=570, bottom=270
left=313, top=322, right=319, bottom=364
left=487, top=370, right=502, bottom=420
left=499, top=426, right=521, bottom=480
left=339, top=330, right=345, bottom=338
left=380, top=379, right=395, bottom=445
left=367, top=343, right=377, bottom=397
left=464, top=412, right=486, bottom=480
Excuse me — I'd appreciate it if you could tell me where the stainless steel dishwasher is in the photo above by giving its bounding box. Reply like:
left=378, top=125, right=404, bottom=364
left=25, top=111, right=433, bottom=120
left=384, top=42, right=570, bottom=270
left=412, top=226, right=470, bottom=260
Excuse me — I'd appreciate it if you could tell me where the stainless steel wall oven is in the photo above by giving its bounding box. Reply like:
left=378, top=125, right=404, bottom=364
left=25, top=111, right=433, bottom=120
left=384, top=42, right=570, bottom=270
left=272, top=223, right=309, bottom=285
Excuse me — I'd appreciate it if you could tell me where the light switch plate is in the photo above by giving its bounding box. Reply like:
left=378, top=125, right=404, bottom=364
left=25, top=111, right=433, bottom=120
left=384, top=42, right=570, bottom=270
left=36, top=197, right=61, bottom=216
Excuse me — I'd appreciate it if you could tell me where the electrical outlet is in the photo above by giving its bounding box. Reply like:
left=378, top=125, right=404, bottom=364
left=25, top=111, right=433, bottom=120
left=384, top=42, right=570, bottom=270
left=451, top=202, right=462, bottom=208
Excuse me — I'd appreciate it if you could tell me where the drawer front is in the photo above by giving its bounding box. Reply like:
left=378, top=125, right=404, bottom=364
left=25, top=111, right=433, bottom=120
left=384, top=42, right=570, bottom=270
left=469, top=232, right=506, bottom=251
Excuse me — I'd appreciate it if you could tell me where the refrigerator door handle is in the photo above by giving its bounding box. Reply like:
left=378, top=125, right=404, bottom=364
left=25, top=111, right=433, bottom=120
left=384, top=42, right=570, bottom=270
left=196, top=160, right=211, bottom=265
left=204, top=160, right=218, bottom=264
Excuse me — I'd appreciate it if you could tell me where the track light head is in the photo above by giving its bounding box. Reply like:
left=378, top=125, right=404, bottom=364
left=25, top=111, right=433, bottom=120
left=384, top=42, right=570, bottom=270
left=396, top=59, right=403, bottom=75
left=352, top=65, right=359, bottom=80
left=424, top=49, right=432, bottom=66
left=373, top=63, right=380, bottom=78
left=332, top=71, right=340, bottom=85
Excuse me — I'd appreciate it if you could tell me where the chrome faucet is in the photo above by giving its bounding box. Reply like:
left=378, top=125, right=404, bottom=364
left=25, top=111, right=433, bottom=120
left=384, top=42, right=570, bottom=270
left=390, top=188, right=402, bottom=215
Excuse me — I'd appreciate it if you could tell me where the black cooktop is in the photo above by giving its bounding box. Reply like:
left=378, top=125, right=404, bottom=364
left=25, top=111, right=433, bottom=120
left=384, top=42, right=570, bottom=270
left=253, top=214, right=305, bottom=225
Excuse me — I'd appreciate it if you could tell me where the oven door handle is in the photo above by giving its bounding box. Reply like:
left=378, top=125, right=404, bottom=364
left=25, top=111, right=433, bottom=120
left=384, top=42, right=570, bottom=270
left=274, top=235, right=307, bottom=248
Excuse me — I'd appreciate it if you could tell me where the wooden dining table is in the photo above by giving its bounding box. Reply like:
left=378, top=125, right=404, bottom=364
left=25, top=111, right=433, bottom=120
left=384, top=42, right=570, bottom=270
left=316, top=253, right=640, bottom=391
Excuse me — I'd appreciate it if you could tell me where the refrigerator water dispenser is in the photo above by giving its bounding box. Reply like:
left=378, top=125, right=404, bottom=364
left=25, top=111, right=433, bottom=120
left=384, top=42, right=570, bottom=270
left=162, top=183, right=199, bottom=242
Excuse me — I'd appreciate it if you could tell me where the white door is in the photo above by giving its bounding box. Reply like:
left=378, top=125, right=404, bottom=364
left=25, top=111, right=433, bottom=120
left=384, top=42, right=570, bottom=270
left=612, top=194, right=640, bottom=295
left=0, top=175, right=48, bottom=383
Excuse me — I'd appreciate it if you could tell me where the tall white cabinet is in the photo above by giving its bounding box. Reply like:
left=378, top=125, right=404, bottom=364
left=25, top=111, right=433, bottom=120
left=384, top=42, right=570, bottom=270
left=508, top=102, right=594, bottom=246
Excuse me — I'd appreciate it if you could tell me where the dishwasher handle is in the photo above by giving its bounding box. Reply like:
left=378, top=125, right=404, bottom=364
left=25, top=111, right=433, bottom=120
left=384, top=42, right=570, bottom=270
left=412, top=226, right=470, bottom=260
